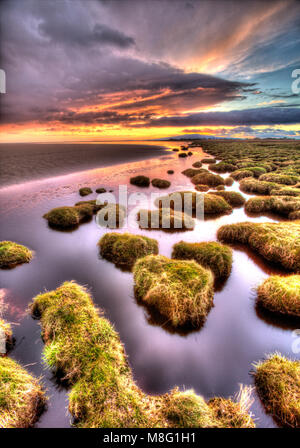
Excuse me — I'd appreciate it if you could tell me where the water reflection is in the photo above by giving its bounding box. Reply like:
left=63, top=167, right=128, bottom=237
left=0, top=141, right=296, bottom=428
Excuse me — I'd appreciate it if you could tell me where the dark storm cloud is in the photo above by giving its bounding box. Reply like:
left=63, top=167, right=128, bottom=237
left=139, top=107, right=300, bottom=127
left=1, top=0, right=300, bottom=131
left=39, top=19, right=135, bottom=48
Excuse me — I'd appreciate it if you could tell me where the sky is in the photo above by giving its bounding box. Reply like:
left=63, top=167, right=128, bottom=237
left=0, top=0, right=300, bottom=142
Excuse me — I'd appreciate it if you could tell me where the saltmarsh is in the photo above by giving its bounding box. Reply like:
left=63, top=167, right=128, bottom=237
left=30, top=281, right=255, bottom=428
left=217, top=221, right=300, bottom=272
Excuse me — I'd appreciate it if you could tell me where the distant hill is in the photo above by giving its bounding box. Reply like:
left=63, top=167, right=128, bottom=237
left=154, top=134, right=241, bottom=141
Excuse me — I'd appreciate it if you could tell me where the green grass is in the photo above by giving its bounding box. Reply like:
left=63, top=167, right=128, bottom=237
left=151, top=178, right=171, bottom=189
left=231, top=169, right=254, bottom=181
left=30, top=281, right=255, bottom=428
left=130, top=175, right=150, bottom=187
left=138, top=208, right=195, bottom=231
left=79, top=187, right=93, bottom=196
left=43, top=204, right=94, bottom=229
left=133, top=255, right=214, bottom=328
left=0, top=356, right=46, bottom=428
left=98, top=233, right=158, bottom=269
left=217, top=221, right=300, bottom=272
left=0, top=241, right=33, bottom=268
left=239, top=178, right=279, bottom=195
left=182, top=168, right=206, bottom=178
left=209, top=162, right=236, bottom=173
left=253, top=354, right=300, bottom=427
left=154, top=191, right=232, bottom=216
left=213, top=191, right=245, bottom=207
left=75, top=199, right=103, bottom=213
left=257, top=275, right=300, bottom=318
left=204, top=194, right=232, bottom=215
left=245, top=196, right=300, bottom=218
left=191, top=172, right=225, bottom=187
left=259, top=173, right=299, bottom=186
left=172, top=241, right=232, bottom=280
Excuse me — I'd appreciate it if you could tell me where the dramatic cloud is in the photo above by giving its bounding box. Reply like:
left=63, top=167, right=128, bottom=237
left=139, top=107, right=300, bottom=127
left=0, top=0, right=299, bottom=138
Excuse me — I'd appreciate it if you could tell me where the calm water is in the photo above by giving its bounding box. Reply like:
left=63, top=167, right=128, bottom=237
left=0, top=141, right=297, bottom=428
left=0, top=142, right=166, bottom=187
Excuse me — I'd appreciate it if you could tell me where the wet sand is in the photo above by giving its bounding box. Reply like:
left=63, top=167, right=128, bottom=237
left=0, top=141, right=295, bottom=428
left=0, top=142, right=166, bottom=187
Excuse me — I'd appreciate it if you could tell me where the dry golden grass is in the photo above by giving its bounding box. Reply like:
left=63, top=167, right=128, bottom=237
left=253, top=353, right=300, bottom=427
left=257, top=275, right=300, bottom=318
left=217, top=221, right=300, bottom=272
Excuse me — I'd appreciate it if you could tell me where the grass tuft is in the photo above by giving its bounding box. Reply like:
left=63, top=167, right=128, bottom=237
left=30, top=282, right=255, bottom=428
left=257, top=275, right=300, bottom=318
left=133, top=255, right=214, bottom=328
left=0, top=241, right=33, bottom=269
left=98, top=233, right=158, bottom=269
left=0, top=356, right=46, bottom=428
left=217, top=221, right=300, bottom=272
left=172, top=241, right=232, bottom=280
left=253, top=353, right=300, bottom=427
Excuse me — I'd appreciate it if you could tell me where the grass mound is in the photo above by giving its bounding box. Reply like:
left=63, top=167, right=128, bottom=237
left=191, top=172, right=225, bottom=187
left=30, top=282, right=255, bottom=428
left=245, top=196, right=300, bottom=218
left=98, top=233, right=158, bottom=269
left=79, top=187, right=93, bottom=196
left=253, top=354, right=300, bottom=427
left=239, top=178, right=279, bottom=195
left=167, top=170, right=174, bottom=174
left=0, top=356, right=46, bottom=428
left=209, top=162, right=236, bottom=173
left=259, top=173, right=298, bottom=185
left=151, top=178, right=171, bottom=189
left=172, top=241, right=232, bottom=279
left=192, top=161, right=203, bottom=168
left=225, top=177, right=234, bottom=186
left=133, top=255, right=214, bottom=328
left=130, top=175, right=150, bottom=187
left=257, top=275, right=300, bottom=318
left=195, top=184, right=209, bottom=192
left=271, top=187, right=300, bottom=197
left=231, top=169, right=254, bottom=181
left=213, top=191, right=245, bottom=207
left=138, top=208, right=195, bottom=231
left=182, top=168, right=205, bottom=178
left=154, top=191, right=232, bottom=216
left=75, top=199, right=102, bottom=213
left=217, top=221, right=300, bottom=272
left=95, top=187, right=106, bottom=194
left=43, top=204, right=94, bottom=229
left=201, top=158, right=216, bottom=164
left=204, top=194, right=232, bottom=215
left=0, top=241, right=33, bottom=269
left=178, top=152, right=188, bottom=158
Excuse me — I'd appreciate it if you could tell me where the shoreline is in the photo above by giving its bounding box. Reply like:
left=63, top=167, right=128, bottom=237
left=0, top=141, right=169, bottom=189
